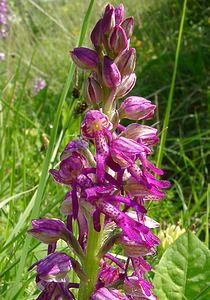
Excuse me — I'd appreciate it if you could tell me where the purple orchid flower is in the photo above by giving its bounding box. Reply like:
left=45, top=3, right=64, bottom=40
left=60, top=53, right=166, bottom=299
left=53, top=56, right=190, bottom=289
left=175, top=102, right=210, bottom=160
left=29, top=3, right=170, bottom=299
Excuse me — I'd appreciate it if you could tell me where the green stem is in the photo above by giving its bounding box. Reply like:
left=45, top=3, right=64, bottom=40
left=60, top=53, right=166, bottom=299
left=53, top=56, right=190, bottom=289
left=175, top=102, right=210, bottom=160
left=78, top=215, right=104, bottom=300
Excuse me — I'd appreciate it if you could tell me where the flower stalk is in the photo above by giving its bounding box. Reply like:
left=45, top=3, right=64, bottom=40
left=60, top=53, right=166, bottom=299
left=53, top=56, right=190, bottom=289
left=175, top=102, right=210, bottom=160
left=78, top=215, right=104, bottom=300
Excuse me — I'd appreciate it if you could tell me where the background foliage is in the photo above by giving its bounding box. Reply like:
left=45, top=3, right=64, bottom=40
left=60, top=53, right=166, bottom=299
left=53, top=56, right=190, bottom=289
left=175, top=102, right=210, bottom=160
left=0, top=0, right=209, bottom=299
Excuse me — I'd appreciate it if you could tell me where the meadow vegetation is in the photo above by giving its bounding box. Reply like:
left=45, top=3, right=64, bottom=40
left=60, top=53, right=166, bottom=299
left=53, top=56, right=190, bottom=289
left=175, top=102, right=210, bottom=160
left=0, top=0, right=209, bottom=299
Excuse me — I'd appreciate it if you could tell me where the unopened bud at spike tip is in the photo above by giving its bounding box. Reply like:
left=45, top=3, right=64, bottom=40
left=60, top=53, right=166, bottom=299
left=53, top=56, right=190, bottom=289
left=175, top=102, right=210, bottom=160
left=91, top=18, right=103, bottom=49
left=121, top=16, right=134, bottom=39
left=108, top=25, right=128, bottom=55
left=115, top=3, right=124, bottom=24
left=102, top=4, right=115, bottom=35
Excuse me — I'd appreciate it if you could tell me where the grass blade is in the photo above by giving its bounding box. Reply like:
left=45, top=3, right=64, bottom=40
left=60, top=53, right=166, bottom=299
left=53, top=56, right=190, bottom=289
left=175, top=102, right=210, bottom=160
left=157, top=0, right=187, bottom=168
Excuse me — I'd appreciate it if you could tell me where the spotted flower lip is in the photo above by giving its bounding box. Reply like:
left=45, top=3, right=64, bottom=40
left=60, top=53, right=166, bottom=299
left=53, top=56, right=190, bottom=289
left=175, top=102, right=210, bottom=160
left=32, top=252, right=72, bottom=283
left=27, top=218, right=66, bottom=244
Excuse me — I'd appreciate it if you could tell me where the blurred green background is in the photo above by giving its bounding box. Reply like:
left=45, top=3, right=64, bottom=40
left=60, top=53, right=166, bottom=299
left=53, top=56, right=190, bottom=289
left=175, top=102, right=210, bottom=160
left=0, top=0, right=209, bottom=299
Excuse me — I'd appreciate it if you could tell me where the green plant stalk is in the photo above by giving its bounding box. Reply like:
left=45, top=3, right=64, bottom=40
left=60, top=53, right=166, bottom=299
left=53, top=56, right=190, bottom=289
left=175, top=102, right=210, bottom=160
left=5, top=134, right=16, bottom=240
left=78, top=215, right=104, bottom=300
left=206, top=184, right=210, bottom=247
left=156, top=0, right=187, bottom=169
left=10, top=1, right=95, bottom=298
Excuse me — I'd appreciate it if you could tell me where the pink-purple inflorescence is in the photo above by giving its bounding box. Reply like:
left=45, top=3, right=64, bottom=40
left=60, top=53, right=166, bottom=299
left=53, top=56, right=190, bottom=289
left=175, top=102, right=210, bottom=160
left=33, top=78, right=46, bottom=95
left=0, top=0, right=8, bottom=38
left=0, top=0, right=8, bottom=60
left=28, top=3, right=170, bottom=299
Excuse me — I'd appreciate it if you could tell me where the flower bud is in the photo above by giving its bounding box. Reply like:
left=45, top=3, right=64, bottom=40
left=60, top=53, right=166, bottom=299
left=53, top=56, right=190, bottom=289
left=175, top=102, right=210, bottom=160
left=123, top=124, right=159, bottom=146
left=116, top=73, right=136, bottom=98
left=108, top=25, right=128, bottom=55
left=70, top=47, right=99, bottom=69
left=116, top=48, right=136, bottom=76
left=86, top=77, right=103, bottom=105
left=119, top=96, right=156, bottom=120
left=91, top=18, right=103, bottom=49
left=102, top=4, right=115, bottom=35
left=60, top=139, right=89, bottom=160
left=36, top=252, right=72, bottom=282
left=50, top=153, right=88, bottom=185
left=28, top=218, right=66, bottom=244
left=102, top=56, right=121, bottom=88
left=115, top=3, right=124, bottom=24
left=121, top=17, right=134, bottom=39
left=120, top=234, right=155, bottom=257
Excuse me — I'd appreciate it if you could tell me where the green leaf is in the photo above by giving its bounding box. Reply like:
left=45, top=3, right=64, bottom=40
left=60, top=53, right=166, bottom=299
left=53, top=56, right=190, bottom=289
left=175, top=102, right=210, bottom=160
left=153, top=231, right=210, bottom=300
